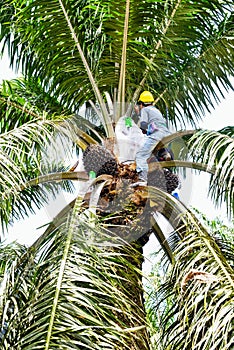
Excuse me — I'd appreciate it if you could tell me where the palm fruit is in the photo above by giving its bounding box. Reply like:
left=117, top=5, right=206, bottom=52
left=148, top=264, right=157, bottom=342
left=83, top=144, right=118, bottom=177
left=148, top=168, right=179, bottom=194
left=148, top=168, right=167, bottom=192
left=164, top=169, right=180, bottom=193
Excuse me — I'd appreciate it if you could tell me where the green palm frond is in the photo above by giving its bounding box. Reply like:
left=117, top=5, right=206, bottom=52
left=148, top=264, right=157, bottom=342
left=0, top=77, right=71, bottom=118
left=188, top=129, right=234, bottom=217
left=191, top=207, right=234, bottom=266
left=148, top=213, right=234, bottom=350
left=0, top=110, right=79, bottom=232
left=0, top=199, right=150, bottom=349
left=158, top=9, right=234, bottom=126
left=1, top=0, right=233, bottom=129
left=0, top=77, right=104, bottom=231
left=58, top=0, right=114, bottom=136
left=219, top=126, right=234, bottom=137
left=0, top=241, right=27, bottom=282
left=0, top=78, right=101, bottom=144
left=0, top=118, right=58, bottom=186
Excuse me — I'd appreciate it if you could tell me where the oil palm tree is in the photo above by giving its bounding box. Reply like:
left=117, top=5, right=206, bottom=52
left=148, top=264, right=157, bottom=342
left=0, top=0, right=233, bottom=349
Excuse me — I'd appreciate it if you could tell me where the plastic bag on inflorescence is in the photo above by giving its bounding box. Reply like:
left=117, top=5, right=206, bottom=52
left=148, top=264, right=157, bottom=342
left=115, top=116, right=145, bottom=163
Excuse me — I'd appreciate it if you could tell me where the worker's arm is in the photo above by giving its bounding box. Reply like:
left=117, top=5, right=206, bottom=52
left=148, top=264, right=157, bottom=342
left=139, top=108, right=149, bottom=133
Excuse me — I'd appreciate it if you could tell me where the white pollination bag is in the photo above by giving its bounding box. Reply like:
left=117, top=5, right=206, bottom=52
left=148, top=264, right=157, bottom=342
left=115, top=116, right=145, bottom=163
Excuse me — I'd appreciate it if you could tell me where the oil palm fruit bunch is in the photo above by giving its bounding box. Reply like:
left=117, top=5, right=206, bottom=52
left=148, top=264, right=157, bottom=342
left=164, top=169, right=180, bottom=193
left=148, top=167, right=179, bottom=194
left=83, top=144, right=180, bottom=194
left=83, top=144, right=118, bottom=177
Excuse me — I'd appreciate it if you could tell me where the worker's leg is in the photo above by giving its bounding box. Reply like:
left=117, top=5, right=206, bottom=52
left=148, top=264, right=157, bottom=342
left=135, top=136, right=157, bottom=181
left=135, top=130, right=171, bottom=182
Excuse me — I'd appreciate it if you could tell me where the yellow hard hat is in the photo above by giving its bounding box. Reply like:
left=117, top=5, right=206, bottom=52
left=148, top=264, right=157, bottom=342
left=138, top=91, right=154, bottom=103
